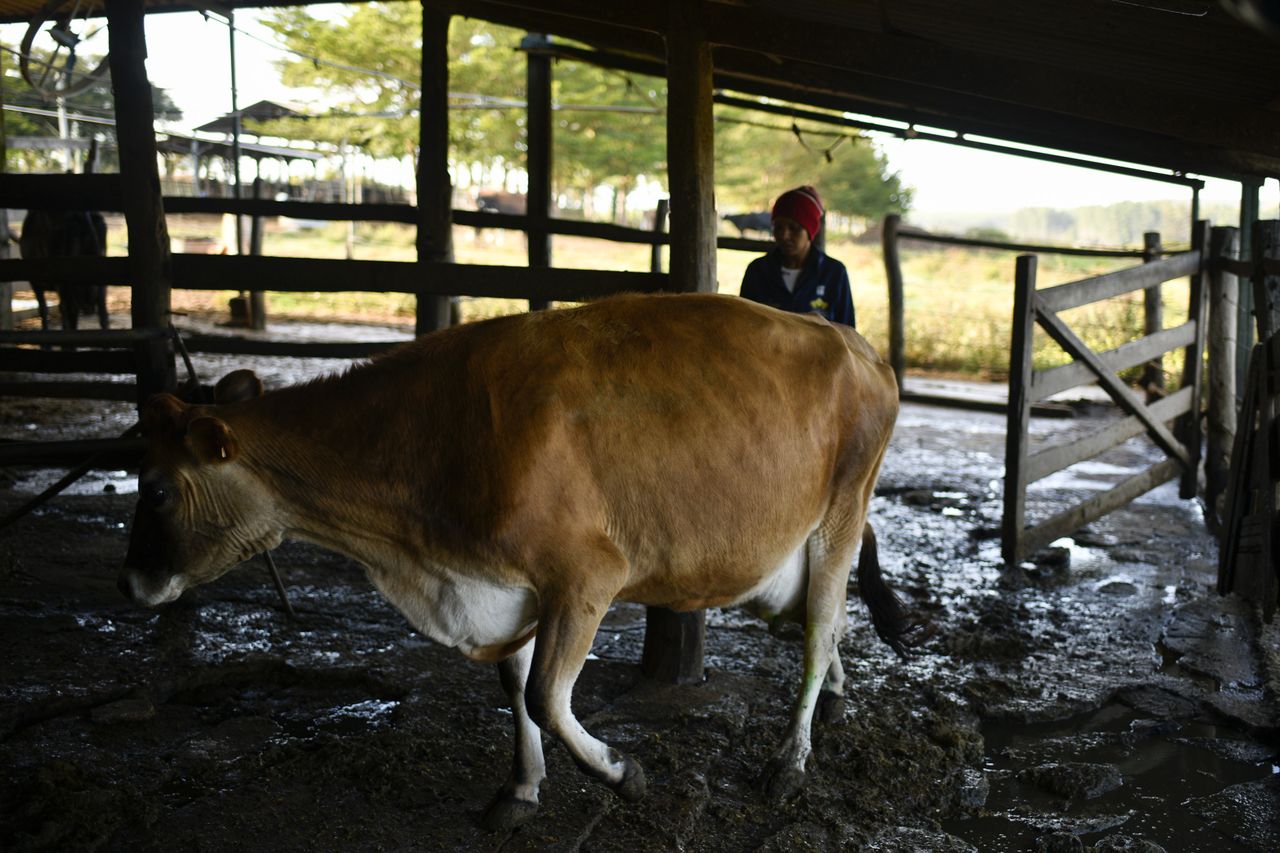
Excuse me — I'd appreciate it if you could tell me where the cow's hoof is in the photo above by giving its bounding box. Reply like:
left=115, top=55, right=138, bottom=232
left=480, top=793, right=539, bottom=832
left=612, top=757, right=647, bottom=802
left=816, top=689, right=845, bottom=724
left=760, top=761, right=806, bottom=801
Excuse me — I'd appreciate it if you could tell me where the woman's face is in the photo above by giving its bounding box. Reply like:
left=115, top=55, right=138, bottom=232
left=772, top=216, right=811, bottom=267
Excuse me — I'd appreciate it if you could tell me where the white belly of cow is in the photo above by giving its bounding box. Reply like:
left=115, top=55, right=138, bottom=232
left=734, top=543, right=809, bottom=624
left=370, top=563, right=538, bottom=658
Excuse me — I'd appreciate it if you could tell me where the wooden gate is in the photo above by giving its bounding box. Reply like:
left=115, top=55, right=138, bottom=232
left=1002, top=222, right=1209, bottom=564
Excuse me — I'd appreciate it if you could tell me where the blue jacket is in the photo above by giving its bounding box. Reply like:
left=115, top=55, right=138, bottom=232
left=739, top=247, right=855, bottom=327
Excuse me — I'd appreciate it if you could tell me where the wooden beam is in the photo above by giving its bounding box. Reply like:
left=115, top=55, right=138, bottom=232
left=106, top=0, right=175, bottom=402
left=882, top=213, right=905, bottom=390
left=664, top=0, right=716, bottom=293
left=525, top=32, right=553, bottom=311
left=1036, top=252, right=1202, bottom=314
left=0, top=256, right=132, bottom=285
left=1025, top=387, right=1193, bottom=484
left=0, top=174, right=125, bottom=211
left=1031, top=322, right=1197, bottom=402
left=167, top=254, right=667, bottom=301
left=179, top=335, right=404, bottom=360
left=0, top=348, right=138, bottom=375
left=1018, top=458, right=1183, bottom=562
left=0, top=380, right=138, bottom=401
left=1034, top=306, right=1192, bottom=469
left=417, top=2, right=455, bottom=335
left=1206, top=226, right=1240, bottom=531
left=1002, top=255, right=1037, bottom=565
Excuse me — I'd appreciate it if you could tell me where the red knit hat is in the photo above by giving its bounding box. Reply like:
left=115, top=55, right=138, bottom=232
left=771, top=186, right=824, bottom=240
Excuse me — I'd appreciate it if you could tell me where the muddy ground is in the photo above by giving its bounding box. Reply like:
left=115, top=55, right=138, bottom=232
left=1, top=318, right=1278, bottom=852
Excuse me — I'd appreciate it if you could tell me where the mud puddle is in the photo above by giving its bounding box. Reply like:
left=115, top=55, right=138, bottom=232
left=945, top=703, right=1278, bottom=851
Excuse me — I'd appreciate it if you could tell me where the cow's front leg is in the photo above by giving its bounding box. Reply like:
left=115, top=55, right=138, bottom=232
left=762, top=528, right=858, bottom=800
left=483, top=640, right=546, bottom=831
left=524, top=556, right=646, bottom=802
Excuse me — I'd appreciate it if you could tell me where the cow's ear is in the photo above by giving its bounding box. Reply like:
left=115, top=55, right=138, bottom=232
left=214, top=369, right=263, bottom=404
left=185, top=416, right=239, bottom=464
left=142, top=393, right=187, bottom=436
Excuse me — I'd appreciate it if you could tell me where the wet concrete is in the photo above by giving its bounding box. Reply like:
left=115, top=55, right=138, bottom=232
left=1, top=324, right=1277, bottom=851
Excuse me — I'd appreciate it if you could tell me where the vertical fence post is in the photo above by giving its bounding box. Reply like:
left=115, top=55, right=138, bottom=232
left=0, top=45, right=10, bottom=332
left=1206, top=226, right=1240, bottom=532
left=1179, top=221, right=1210, bottom=499
left=1002, top=255, right=1037, bottom=565
left=1251, top=220, right=1280, bottom=342
left=524, top=32, right=552, bottom=312
left=416, top=1, right=455, bottom=336
left=249, top=175, right=266, bottom=330
left=881, top=213, right=905, bottom=391
left=650, top=198, right=669, bottom=274
left=1141, top=232, right=1164, bottom=395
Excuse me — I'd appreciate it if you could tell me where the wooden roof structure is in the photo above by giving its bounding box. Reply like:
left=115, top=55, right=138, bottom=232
left=3, top=0, right=1280, bottom=181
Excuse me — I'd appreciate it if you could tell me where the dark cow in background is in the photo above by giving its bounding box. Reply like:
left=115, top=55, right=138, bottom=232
left=722, top=211, right=773, bottom=238
left=476, top=190, right=527, bottom=216
left=19, top=208, right=110, bottom=330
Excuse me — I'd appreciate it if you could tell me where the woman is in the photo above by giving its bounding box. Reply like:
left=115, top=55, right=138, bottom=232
left=738, top=185, right=855, bottom=327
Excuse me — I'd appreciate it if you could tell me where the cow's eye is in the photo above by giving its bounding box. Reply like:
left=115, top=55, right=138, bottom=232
left=142, top=483, right=170, bottom=510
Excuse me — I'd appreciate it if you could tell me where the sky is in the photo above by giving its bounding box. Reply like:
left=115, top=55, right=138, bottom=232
left=5, top=8, right=1278, bottom=219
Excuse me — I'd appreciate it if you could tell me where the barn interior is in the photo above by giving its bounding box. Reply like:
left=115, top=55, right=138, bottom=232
left=2, top=1, right=1280, bottom=851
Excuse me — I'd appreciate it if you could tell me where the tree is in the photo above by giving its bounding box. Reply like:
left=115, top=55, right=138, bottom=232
left=2, top=46, right=182, bottom=172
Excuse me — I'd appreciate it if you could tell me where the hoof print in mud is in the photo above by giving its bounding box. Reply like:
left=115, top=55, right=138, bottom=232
left=480, top=794, right=540, bottom=832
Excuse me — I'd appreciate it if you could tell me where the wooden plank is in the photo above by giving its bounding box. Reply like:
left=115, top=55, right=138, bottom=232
left=168, top=254, right=668, bottom=300
left=0, top=380, right=137, bottom=401
left=1037, top=251, right=1201, bottom=314
left=1034, top=305, right=1192, bottom=469
left=179, top=336, right=403, bottom=359
left=0, top=348, right=137, bottom=375
left=0, top=437, right=148, bottom=467
left=882, top=213, right=906, bottom=391
left=1178, top=221, right=1210, bottom=499
left=0, top=173, right=125, bottom=212
left=417, top=5, right=455, bottom=335
left=649, top=198, right=669, bottom=273
left=1031, top=322, right=1195, bottom=402
left=0, top=328, right=166, bottom=346
left=1025, top=387, right=1193, bottom=484
left=1252, top=220, right=1280, bottom=341
left=897, top=228, right=1144, bottom=258
left=1220, top=345, right=1262, bottom=594
left=106, top=0, right=176, bottom=402
left=664, top=0, right=716, bottom=294
left=164, top=197, right=418, bottom=223
left=525, top=32, right=553, bottom=312
left=1016, top=457, right=1183, bottom=561
left=0, top=256, right=132, bottom=285
left=1206, top=226, right=1241, bottom=531
left=1002, top=255, right=1037, bottom=565
left=1141, top=232, right=1165, bottom=393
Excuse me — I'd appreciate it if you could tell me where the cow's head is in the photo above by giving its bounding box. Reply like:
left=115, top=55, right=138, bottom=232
left=118, top=369, right=276, bottom=606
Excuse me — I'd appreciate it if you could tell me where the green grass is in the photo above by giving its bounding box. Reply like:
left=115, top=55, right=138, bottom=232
left=156, top=216, right=1189, bottom=387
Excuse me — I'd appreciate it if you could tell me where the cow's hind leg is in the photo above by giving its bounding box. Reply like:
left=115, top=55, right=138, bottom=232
left=816, top=635, right=847, bottom=724
left=483, top=640, right=546, bottom=831
left=525, top=537, right=645, bottom=802
left=761, top=511, right=862, bottom=800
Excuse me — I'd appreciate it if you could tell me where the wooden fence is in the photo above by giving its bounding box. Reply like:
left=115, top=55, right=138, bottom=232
left=1001, top=223, right=1210, bottom=564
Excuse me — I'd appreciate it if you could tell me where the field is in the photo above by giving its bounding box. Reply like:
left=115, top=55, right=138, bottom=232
left=56, top=214, right=1190, bottom=386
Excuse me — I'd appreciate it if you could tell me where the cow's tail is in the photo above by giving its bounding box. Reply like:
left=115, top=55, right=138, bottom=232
left=856, top=522, right=919, bottom=658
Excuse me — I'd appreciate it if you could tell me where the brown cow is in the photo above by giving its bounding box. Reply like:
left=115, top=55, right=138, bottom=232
left=117, top=293, right=910, bottom=829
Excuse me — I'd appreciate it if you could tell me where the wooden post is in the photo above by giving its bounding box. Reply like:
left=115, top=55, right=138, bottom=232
left=106, top=0, right=175, bottom=403
left=1178, top=221, right=1210, bottom=500
left=1206, top=226, right=1240, bottom=534
left=1237, top=179, right=1262, bottom=399
left=1251, top=220, right=1280, bottom=343
left=650, top=198, right=669, bottom=273
left=416, top=2, right=454, bottom=335
left=249, top=175, right=266, bottom=330
left=664, top=0, right=716, bottom=293
left=1002, top=255, right=1038, bottom=565
left=882, top=213, right=905, bottom=390
left=0, top=45, right=10, bottom=331
left=524, top=32, right=552, bottom=312
left=1141, top=232, right=1164, bottom=395
left=642, top=2, right=714, bottom=684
